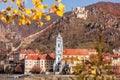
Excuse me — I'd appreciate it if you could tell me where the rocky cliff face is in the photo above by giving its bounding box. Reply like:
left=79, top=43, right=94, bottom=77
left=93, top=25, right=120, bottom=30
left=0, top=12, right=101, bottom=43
left=0, top=20, right=22, bottom=59
left=86, top=2, right=120, bottom=28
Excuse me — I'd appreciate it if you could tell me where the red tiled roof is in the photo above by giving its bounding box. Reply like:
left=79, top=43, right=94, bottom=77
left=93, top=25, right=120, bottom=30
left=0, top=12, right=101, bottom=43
left=105, top=53, right=120, bottom=58
left=49, top=53, right=55, bottom=59
left=26, top=53, right=55, bottom=60
left=88, top=49, right=96, bottom=52
left=63, top=49, right=89, bottom=55
left=62, top=57, right=79, bottom=61
left=26, top=54, right=39, bottom=60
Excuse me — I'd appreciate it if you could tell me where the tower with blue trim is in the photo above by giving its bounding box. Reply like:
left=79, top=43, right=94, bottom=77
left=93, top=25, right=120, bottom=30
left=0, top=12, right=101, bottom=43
left=53, top=33, right=63, bottom=73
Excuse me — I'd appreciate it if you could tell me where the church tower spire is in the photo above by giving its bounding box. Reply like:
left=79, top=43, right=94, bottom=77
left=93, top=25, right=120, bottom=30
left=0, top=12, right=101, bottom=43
left=54, top=33, right=63, bottom=72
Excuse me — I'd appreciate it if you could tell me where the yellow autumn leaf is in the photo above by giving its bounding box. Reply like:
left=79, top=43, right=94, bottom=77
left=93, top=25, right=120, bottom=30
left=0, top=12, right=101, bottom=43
left=39, top=0, right=43, bottom=2
left=37, top=0, right=43, bottom=4
left=44, top=4, right=48, bottom=8
left=31, top=8, right=37, bottom=13
left=45, top=15, right=51, bottom=21
left=26, top=19, right=31, bottom=25
left=16, top=0, right=22, bottom=6
left=1, top=9, right=6, bottom=15
left=26, top=9, right=32, bottom=14
left=8, top=13, right=12, bottom=16
left=37, top=4, right=44, bottom=10
left=29, top=15, right=33, bottom=20
left=34, top=15, right=41, bottom=20
left=50, top=4, right=57, bottom=12
left=7, top=17, right=13, bottom=23
left=1, top=9, right=5, bottom=12
left=22, top=8, right=26, bottom=12
left=39, top=22, right=43, bottom=27
left=55, top=0, right=61, bottom=3
left=1, top=16, right=7, bottom=22
left=13, top=9, right=20, bottom=14
left=59, top=3, right=65, bottom=11
left=91, top=69, right=96, bottom=75
left=21, top=19, right=26, bottom=25
left=33, top=15, right=37, bottom=20
left=56, top=10, right=63, bottom=16
left=32, top=0, right=37, bottom=5
left=33, top=12, right=42, bottom=20
left=6, top=6, right=12, bottom=11
left=22, top=14, right=26, bottom=19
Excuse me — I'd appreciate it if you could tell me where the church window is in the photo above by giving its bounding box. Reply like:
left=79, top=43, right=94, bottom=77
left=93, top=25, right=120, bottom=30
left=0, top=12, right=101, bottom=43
left=58, top=44, right=60, bottom=47
left=58, top=57, right=60, bottom=61
left=58, top=51, right=60, bottom=53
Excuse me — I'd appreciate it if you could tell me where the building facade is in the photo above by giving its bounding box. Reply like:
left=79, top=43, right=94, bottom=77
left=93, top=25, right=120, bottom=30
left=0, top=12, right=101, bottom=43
left=24, top=53, right=55, bottom=74
left=62, top=49, right=97, bottom=73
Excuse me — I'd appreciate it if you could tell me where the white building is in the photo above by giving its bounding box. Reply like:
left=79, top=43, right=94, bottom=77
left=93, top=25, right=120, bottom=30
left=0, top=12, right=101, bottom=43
left=24, top=53, right=55, bottom=74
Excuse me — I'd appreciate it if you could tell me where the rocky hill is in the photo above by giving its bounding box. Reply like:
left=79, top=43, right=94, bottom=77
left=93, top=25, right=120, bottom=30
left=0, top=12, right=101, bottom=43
left=0, top=13, right=59, bottom=59
left=26, top=2, right=120, bottom=53
left=0, top=2, right=120, bottom=58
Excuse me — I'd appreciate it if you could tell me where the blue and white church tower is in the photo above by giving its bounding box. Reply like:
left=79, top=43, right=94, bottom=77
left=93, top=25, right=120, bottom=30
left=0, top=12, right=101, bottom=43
left=53, top=33, right=63, bottom=72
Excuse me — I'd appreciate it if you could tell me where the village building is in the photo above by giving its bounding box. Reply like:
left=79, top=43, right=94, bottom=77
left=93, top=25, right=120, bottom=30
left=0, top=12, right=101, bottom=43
left=11, top=33, right=120, bottom=75
left=53, top=33, right=97, bottom=74
left=108, top=54, right=120, bottom=74
left=24, top=53, right=55, bottom=74
left=13, top=49, right=35, bottom=63
left=22, top=33, right=98, bottom=74
left=62, top=49, right=97, bottom=73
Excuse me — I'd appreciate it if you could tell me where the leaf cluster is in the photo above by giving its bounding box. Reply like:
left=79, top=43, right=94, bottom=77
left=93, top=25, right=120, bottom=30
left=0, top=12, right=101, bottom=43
left=0, top=0, right=65, bottom=27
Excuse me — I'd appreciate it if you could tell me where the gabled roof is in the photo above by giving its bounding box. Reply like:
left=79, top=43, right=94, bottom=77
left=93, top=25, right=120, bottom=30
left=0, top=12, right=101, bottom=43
left=26, top=54, right=40, bottom=60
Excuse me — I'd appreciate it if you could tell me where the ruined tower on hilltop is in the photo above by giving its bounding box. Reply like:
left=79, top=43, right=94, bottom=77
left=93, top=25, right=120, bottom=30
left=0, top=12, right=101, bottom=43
left=72, top=7, right=88, bottom=20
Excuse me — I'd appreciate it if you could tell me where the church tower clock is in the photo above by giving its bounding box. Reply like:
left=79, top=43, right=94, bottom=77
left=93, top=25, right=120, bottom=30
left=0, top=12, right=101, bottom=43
left=54, top=33, right=63, bottom=72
